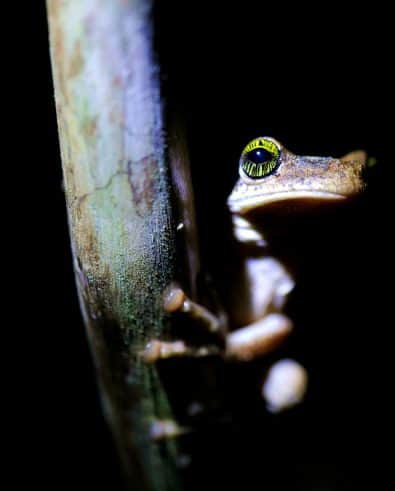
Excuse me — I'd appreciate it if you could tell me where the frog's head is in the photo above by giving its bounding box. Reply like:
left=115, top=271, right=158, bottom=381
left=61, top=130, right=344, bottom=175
left=227, top=137, right=366, bottom=215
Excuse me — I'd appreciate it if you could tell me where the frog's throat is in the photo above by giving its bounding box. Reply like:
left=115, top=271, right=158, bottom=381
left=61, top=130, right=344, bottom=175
left=228, top=190, right=346, bottom=215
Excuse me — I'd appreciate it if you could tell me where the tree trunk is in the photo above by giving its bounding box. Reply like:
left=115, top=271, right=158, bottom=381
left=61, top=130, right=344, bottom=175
left=47, top=1, right=181, bottom=489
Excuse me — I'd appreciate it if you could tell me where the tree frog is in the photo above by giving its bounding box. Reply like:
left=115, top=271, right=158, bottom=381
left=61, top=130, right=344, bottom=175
left=143, top=137, right=366, bottom=422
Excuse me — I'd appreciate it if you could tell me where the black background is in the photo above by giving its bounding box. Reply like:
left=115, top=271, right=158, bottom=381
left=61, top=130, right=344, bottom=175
left=19, top=1, right=391, bottom=490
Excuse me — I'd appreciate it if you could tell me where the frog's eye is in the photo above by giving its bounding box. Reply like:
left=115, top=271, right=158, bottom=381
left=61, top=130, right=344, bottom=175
left=240, top=137, right=281, bottom=180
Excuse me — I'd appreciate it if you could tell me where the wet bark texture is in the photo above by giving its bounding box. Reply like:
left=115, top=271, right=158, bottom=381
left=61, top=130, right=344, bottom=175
left=47, top=1, right=181, bottom=489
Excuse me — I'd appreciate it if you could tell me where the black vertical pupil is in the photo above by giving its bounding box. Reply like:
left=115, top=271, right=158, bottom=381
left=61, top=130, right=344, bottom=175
left=247, top=148, right=273, bottom=163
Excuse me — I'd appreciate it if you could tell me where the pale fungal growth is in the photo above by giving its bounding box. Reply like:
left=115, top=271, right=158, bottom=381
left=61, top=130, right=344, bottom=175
left=226, top=313, right=293, bottom=361
left=262, top=359, right=308, bottom=413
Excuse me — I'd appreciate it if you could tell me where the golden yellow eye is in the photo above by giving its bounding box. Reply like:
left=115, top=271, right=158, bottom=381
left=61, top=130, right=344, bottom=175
left=240, top=137, right=281, bottom=179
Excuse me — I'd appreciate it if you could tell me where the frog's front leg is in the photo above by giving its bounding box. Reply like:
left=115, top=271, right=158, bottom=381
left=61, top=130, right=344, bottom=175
left=225, top=312, right=293, bottom=361
left=142, top=283, right=225, bottom=364
left=224, top=253, right=295, bottom=359
left=145, top=254, right=295, bottom=363
left=225, top=314, right=308, bottom=412
left=224, top=252, right=308, bottom=411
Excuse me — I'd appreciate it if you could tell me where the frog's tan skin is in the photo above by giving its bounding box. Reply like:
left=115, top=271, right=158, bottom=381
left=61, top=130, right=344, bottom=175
left=229, top=141, right=366, bottom=215
left=143, top=137, right=366, bottom=416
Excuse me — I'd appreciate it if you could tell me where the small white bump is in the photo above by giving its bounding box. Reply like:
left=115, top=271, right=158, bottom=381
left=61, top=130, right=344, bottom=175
left=262, top=359, right=308, bottom=413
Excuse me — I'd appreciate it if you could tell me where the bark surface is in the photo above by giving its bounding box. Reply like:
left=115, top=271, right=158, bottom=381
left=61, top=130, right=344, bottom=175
left=47, top=1, right=181, bottom=489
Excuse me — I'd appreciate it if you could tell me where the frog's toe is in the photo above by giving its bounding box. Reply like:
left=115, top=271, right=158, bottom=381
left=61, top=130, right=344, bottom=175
left=262, top=358, right=308, bottom=413
left=163, top=284, right=186, bottom=312
left=163, top=283, right=223, bottom=334
left=226, top=313, right=293, bottom=361
left=141, top=339, right=220, bottom=363
left=141, top=339, right=188, bottom=363
left=149, top=419, right=187, bottom=441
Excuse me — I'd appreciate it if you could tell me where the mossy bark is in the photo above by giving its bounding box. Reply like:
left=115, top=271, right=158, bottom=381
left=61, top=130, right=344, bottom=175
left=47, top=1, right=181, bottom=489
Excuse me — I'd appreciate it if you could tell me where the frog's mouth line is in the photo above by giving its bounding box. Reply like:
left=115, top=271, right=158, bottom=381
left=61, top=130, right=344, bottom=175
left=228, top=190, right=347, bottom=214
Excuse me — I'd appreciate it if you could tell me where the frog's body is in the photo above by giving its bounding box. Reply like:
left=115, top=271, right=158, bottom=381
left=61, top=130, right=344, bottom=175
left=225, top=137, right=365, bottom=340
left=143, top=137, right=366, bottom=419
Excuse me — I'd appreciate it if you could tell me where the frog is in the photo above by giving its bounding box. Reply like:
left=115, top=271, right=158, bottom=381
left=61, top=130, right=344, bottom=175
left=143, top=136, right=366, bottom=426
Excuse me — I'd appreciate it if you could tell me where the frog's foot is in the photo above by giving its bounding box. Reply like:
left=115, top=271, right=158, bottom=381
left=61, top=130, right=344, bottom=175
left=262, top=358, right=308, bottom=413
left=142, top=339, right=220, bottom=364
left=225, top=313, right=293, bottom=361
left=163, top=284, right=223, bottom=335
